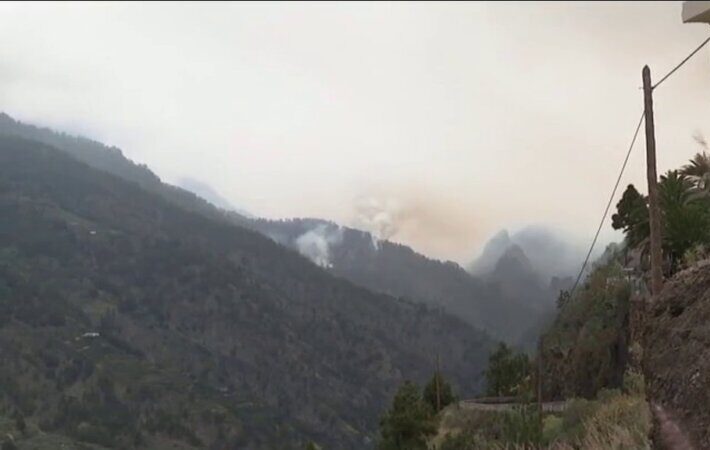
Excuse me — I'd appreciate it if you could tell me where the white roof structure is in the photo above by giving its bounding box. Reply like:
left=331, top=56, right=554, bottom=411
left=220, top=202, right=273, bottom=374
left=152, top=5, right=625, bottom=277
left=682, top=1, right=710, bottom=23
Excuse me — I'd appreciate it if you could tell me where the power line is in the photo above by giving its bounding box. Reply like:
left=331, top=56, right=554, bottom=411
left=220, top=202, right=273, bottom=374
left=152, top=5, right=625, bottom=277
left=568, top=111, right=645, bottom=300
left=567, top=35, right=710, bottom=298
left=540, top=112, right=644, bottom=406
left=652, top=35, right=710, bottom=90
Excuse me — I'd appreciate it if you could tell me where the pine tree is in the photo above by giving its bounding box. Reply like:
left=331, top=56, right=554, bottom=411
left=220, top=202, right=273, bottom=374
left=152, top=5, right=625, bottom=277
left=485, top=343, right=530, bottom=397
left=423, top=372, right=454, bottom=413
left=378, top=381, right=437, bottom=450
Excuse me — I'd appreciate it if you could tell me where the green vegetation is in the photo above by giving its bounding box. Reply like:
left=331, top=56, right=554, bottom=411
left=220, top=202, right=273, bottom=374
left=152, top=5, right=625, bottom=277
left=0, top=111, right=532, bottom=346
left=540, top=256, right=631, bottom=399
left=423, top=372, right=455, bottom=413
left=432, top=133, right=700, bottom=446
left=378, top=381, right=437, bottom=450
left=612, top=151, right=710, bottom=274
left=0, top=134, right=492, bottom=448
left=304, top=442, right=320, bottom=450
left=485, top=343, right=531, bottom=398
left=435, top=375, right=650, bottom=449
left=539, top=149, right=710, bottom=402
left=611, top=184, right=649, bottom=249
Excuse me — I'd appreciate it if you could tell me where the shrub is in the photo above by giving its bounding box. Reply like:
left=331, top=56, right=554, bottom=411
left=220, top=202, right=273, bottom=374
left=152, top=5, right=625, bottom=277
left=580, top=395, right=651, bottom=450
left=501, top=405, right=542, bottom=445
left=542, top=415, right=564, bottom=444
left=423, top=372, right=455, bottom=413
left=486, top=343, right=530, bottom=397
left=622, top=369, right=645, bottom=396
left=378, top=381, right=437, bottom=450
left=559, top=398, right=599, bottom=442
left=596, top=388, right=622, bottom=403
left=682, top=243, right=708, bottom=267
left=439, top=432, right=490, bottom=450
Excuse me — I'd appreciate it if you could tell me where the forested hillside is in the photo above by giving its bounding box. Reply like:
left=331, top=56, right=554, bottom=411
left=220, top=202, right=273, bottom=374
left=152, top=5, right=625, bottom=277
left=0, top=135, right=494, bottom=449
left=253, top=218, right=539, bottom=343
left=539, top=254, right=631, bottom=400
left=0, top=113, right=249, bottom=229
left=540, top=149, right=710, bottom=401
left=0, top=112, right=555, bottom=345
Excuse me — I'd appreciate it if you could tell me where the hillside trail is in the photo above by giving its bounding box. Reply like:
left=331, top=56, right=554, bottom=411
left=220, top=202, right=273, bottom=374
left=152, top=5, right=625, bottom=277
left=460, top=399, right=695, bottom=449
left=653, top=403, right=695, bottom=450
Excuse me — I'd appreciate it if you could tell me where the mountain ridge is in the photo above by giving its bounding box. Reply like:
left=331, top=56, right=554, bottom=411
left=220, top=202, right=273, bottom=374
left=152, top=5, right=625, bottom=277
left=0, top=134, right=493, bottom=449
left=0, top=112, right=579, bottom=347
left=0, top=112, right=540, bottom=344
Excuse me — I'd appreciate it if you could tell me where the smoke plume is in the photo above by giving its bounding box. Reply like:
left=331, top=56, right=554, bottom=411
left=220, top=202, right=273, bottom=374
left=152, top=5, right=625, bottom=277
left=295, top=224, right=343, bottom=268
left=350, top=186, right=485, bottom=261
left=352, top=197, right=403, bottom=249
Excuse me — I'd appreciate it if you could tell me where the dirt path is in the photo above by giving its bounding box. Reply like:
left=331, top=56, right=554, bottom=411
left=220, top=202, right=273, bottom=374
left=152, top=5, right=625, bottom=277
left=653, top=403, right=695, bottom=450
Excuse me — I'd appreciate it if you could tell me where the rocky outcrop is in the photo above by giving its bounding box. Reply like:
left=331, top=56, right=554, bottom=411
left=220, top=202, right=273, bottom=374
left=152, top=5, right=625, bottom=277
left=643, top=261, right=710, bottom=449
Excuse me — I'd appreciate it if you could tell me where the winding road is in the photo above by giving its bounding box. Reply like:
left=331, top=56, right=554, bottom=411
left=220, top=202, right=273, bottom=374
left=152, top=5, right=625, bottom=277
left=457, top=397, right=568, bottom=413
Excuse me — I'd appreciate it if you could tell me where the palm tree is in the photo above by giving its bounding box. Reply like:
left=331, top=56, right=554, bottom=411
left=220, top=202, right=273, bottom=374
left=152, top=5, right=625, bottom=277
left=680, top=151, right=710, bottom=190
left=660, top=171, right=696, bottom=206
left=613, top=172, right=710, bottom=274
left=659, top=171, right=710, bottom=272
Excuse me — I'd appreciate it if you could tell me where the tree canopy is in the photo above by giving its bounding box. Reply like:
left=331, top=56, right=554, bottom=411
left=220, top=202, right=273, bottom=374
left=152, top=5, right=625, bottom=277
left=485, top=343, right=530, bottom=397
left=611, top=184, right=649, bottom=249
left=378, top=381, right=437, bottom=450
left=612, top=165, right=710, bottom=274
left=423, top=371, right=455, bottom=413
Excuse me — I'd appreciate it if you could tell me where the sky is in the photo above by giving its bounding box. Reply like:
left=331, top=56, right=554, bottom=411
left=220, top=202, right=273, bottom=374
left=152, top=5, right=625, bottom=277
left=0, top=2, right=709, bottom=264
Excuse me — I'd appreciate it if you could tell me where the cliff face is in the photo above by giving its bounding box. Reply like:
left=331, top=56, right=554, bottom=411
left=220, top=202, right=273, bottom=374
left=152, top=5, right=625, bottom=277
left=539, top=260, right=630, bottom=400
left=643, top=261, right=710, bottom=449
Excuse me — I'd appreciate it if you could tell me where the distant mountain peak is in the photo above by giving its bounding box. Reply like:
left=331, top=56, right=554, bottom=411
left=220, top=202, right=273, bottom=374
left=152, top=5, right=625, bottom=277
left=492, top=228, right=511, bottom=242
left=494, top=244, right=534, bottom=277
left=469, top=225, right=588, bottom=282
left=469, top=229, right=512, bottom=275
left=499, top=243, right=528, bottom=264
left=486, top=229, right=512, bottom=252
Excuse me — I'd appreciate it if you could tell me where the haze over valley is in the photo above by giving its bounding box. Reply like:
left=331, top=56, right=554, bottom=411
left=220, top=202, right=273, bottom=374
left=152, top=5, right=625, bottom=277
left=2, top=2, right=710, bottom=449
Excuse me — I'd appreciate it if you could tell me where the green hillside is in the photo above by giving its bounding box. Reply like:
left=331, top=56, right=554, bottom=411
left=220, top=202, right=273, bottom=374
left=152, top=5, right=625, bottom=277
left=0, top=135, right=493, bottom=449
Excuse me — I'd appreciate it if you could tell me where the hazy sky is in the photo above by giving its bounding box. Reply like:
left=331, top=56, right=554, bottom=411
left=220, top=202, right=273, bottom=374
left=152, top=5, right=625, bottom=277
left=1, top=2, right=709, bottom=264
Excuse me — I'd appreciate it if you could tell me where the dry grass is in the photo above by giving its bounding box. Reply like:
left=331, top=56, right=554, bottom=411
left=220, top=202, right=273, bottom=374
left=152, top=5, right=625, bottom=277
left=579, top=394, right=651, bottom=449
left=510, top=395, right=651, bottom=450
left=432, top=394, right=651, bottom=450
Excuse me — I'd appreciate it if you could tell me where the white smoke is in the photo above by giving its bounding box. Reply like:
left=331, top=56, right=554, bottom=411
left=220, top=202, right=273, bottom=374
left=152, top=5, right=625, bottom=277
left=295, top=224, right=343, bottom=268
left=352, top=197, right=402, bottom=250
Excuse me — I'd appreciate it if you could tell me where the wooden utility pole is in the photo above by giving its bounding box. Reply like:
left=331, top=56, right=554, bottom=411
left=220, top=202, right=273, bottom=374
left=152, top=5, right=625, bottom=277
left=537, top=337, right=543, bottom=435
left=435, top=353, right=441, bottom=412
left=642, top=65, right=664, bottom=297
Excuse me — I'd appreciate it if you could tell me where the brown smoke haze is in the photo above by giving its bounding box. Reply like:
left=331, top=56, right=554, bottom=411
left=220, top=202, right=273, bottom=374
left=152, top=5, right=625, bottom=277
left=351, top=183, right=490, bottom=263
left=1, top=2, right=708, bottom=264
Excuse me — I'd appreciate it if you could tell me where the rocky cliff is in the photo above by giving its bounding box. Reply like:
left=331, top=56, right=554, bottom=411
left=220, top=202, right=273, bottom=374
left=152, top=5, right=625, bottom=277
left=643, top=261, right=710, bottom=449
